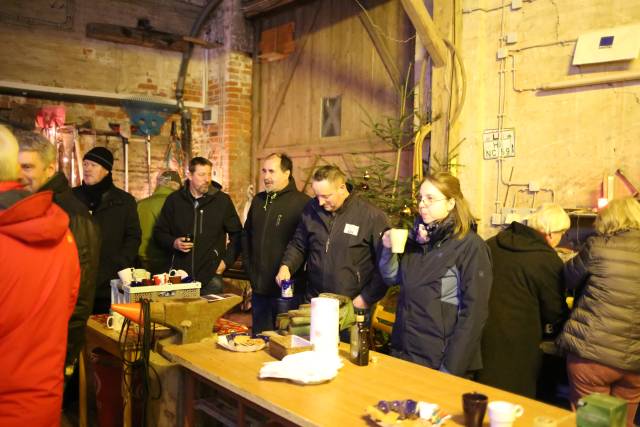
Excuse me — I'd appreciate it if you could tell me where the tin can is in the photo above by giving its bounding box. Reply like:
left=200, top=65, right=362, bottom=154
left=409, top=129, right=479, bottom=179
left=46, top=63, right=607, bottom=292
left=281, top=279, right=294, bottom=298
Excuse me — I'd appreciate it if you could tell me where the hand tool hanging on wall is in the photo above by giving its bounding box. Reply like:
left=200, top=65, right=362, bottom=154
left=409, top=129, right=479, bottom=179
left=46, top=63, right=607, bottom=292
left=108, top=123, right=131, bottom=192
left=122, top=97, right=176, bottom=196
left=164, top=121, right=185, bottom=175
left=145, top=134, right=151, bottom=193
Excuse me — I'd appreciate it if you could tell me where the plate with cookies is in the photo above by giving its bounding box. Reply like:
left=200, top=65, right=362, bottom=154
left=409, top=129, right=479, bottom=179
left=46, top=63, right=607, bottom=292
left=217, top=333, right=267, bottom=352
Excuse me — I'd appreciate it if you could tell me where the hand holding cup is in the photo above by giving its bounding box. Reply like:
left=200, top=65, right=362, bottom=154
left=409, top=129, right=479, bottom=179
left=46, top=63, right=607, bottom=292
left=174, top=236, right=194, bottom=252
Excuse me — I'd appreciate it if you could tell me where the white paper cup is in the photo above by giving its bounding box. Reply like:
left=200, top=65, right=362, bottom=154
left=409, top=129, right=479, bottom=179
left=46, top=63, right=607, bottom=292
left=488, top=401, right=524, bottom=427
left=390, top=228, right=409, bottom=253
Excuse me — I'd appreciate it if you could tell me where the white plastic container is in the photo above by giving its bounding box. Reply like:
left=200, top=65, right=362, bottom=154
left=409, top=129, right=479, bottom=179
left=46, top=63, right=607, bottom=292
left=110, top=279, right=201, bottom=305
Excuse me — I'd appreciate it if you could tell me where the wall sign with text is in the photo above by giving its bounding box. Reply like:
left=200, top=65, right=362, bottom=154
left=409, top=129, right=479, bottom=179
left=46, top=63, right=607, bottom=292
left=483, top=128, right=515, bottom=160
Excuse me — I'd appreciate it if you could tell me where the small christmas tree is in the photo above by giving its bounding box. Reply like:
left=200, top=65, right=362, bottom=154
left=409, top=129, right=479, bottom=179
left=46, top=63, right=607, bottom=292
left=351, top=159, right=416, bottom=229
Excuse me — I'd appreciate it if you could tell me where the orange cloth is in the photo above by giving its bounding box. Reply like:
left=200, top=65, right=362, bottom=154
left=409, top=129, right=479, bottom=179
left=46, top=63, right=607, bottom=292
left=0, top=188, right=80, bottom=427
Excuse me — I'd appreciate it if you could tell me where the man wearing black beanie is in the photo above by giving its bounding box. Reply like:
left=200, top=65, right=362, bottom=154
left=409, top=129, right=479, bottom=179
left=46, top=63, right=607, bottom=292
left=73, top=146, right=141, bottom=313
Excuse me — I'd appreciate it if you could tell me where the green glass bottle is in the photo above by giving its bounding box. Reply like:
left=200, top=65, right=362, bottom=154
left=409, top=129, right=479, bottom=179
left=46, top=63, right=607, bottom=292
left=350, top=310, right=369, bottom=366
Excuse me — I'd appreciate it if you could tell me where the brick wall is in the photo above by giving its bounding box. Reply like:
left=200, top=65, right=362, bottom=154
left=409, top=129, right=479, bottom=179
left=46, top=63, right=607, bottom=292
left=194, top=50, right=253, bottom=213
left=0, top=93, right=200, bottom=201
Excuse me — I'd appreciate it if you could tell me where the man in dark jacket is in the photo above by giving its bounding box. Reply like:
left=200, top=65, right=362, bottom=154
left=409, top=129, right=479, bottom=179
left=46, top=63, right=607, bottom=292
left=154, top=157, right=242, bottom=294
left=276, top=165, right=389, bottom=309
left=243, top=153, right=309, bottom=333
left=73, top=146, right=141, bottom=314
left=478, top=203, right=569, bottom=397
left=16, top=130, right=100, bottom=381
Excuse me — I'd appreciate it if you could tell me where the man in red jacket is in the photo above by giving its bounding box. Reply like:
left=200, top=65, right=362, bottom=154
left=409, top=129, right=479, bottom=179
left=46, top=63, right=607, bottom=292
left=0, top=125, right=80, bottom=427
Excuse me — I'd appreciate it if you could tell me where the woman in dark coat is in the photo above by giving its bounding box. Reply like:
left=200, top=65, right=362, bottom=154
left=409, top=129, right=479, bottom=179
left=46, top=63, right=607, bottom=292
left=557, top=196, right=640, bottom=427
left=477, top=203, right=570, bottom=397
left=379, top=172, right=493, bottom=377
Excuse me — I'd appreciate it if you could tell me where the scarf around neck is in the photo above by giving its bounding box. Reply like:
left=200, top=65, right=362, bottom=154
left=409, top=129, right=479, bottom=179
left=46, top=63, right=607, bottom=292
left=81, top=173, right=113, bottom=211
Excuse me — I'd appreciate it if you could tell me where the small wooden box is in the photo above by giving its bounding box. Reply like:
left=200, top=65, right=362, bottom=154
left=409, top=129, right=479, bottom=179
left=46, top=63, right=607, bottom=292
left=268, top=335, right=313, bottom=360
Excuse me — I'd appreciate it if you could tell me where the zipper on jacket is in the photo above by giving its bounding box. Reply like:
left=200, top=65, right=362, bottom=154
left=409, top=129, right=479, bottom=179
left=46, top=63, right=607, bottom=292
left=325, top=216, right=336, bottom=254
left=257, top=197, right=275, bottom=287
left=191, top=203, right=198, bottom=276
left=199, top=209, right=204, bottom=233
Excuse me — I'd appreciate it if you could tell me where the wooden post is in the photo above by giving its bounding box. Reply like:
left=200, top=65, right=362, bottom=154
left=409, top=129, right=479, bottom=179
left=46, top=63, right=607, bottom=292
left=400, top=0, right=448, bottom=67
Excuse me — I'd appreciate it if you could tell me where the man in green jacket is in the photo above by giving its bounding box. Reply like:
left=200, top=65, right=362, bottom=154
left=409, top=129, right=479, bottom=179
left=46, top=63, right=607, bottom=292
left=138, top=170, right=182, bottom=273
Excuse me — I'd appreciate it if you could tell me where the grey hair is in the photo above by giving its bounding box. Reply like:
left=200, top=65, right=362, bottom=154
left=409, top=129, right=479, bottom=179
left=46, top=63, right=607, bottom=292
left=156, top=170, right=181, bottom=190
left=527, top=203, right=570, bottom=234
left=15, top=129, right=56, bottom=167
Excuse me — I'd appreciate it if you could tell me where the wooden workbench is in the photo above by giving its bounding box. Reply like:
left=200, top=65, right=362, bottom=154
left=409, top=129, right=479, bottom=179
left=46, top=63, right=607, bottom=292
left=163, top=341, right=576, bottom=426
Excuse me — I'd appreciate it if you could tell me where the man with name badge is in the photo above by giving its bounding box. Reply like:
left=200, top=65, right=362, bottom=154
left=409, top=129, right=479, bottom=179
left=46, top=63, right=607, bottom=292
left=276, top=165, right=389, bottom=314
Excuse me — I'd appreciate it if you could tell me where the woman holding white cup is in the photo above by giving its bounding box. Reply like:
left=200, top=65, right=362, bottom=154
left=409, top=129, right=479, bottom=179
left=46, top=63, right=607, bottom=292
left=379, top=173, right=492, bottom=377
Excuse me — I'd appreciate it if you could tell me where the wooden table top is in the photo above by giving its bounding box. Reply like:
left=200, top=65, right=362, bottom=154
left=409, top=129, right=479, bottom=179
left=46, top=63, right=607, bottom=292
left=163, top=341, right=576, bottom=427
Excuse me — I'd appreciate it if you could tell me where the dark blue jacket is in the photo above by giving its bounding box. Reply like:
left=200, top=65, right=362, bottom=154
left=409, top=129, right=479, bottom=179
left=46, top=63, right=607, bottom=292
left=281, top=193, right=389, bottom=305
left=242, top=178, right=310, bottom=296
left=154, top=180, right=242, bottom=286
left=380, top=219, right=492, bottom=376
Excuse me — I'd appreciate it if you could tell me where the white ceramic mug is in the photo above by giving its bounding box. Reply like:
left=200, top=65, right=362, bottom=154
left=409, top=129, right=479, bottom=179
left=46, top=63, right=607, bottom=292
left=488, top=401, right=524, bottom=427
left=106, top=312, right=125, bottom=331
left=390, top=228, right=409, bottom=253
left=117, top=267, right=135, bottom=285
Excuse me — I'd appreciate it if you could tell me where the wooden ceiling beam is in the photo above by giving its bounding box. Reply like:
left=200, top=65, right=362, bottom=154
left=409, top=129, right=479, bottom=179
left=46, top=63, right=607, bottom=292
left=242, top=0, right=300, bottom=18
left=86, top=23, right=220, bottom=53
left=399, top=0, right=447, bottom=67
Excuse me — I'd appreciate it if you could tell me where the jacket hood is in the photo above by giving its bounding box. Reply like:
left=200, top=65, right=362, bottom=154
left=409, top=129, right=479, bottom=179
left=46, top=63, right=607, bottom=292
left=153, top=185, right=178, bottom=196
left=496, top=221, right=550, bottom=252
left=279, top=177, right=299, bottom=195
left=0, top=190, right=69, bottom=244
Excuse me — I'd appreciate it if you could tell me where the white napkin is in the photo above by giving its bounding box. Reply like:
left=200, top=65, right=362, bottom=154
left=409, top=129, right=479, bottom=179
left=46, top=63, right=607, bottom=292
left=259, top=350, right=343, bottom=384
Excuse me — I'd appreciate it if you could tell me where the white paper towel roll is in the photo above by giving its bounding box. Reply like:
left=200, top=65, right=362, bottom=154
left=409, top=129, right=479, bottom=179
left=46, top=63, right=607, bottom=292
left=310, top=297, right=340, bottom=356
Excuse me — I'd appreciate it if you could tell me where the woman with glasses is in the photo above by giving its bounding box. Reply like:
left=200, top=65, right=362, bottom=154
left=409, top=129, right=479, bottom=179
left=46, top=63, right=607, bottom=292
left=477, top=203, right=570, bottom=398
left=557, top=196, right=640, bottom=426
left=379, top=172, right=492, bottom=377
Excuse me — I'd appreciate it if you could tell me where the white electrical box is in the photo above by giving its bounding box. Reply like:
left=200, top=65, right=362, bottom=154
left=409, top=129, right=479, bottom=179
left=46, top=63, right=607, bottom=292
left=202, top=105, right=219, bottom=124
left=572, top=25, right=640, bottom=65
left=483, top=128, right=515, bottom=160
left=502, top=207, right=537, bottom=225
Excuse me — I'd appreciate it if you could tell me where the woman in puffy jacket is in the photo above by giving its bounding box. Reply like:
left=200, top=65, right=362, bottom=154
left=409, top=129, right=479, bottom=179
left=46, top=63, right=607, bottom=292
left=379, top=172, right=492, bottom=377
left=557, top=196, right=640, bottom=426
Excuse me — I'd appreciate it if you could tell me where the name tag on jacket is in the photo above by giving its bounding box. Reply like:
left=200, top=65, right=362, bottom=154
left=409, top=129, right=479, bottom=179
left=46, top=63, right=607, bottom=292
left=344, top=223, right=359, bottom=236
